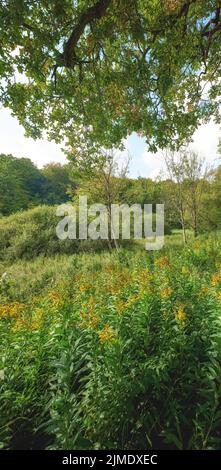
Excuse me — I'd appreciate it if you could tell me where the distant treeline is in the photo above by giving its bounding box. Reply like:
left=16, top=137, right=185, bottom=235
left=1, top=153, right=221, bottom=237
left=0, top=154, right=72, bottom=216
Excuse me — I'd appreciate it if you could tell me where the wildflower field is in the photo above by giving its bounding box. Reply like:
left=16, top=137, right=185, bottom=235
left=1, top=232, right=221, bottom=450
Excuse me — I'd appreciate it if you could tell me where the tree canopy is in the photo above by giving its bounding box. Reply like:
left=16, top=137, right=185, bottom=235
left=0, top=154, right=44, bottom=214
left=0, top=155, right=72, bottom=215
left=1, top=0, right=221, bottom=155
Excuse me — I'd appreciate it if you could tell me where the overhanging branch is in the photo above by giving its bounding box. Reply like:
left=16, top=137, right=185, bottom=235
left=58, top=0, right=112, bottom=68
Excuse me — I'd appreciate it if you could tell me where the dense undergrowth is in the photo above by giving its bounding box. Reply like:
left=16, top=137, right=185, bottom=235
left=1, top=231, right=221, bottom=450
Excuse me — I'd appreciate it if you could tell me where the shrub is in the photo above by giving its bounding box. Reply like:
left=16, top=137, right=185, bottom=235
left=0, top=206, right=113, bottom=263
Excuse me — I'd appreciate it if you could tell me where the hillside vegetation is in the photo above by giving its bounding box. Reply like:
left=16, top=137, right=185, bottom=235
left=0, top=206, right=112, bottom=264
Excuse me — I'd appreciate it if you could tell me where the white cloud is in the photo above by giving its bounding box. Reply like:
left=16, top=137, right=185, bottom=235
left=141, top=150, right=165, bottom=180
left=0, top=108, right=67, bottom=167
left=141, top=121, right=221, bottom=179
left=189, top=121, right=220, bottom=166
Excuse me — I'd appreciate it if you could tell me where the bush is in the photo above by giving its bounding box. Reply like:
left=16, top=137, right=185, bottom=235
left=0, top=206, right=113, bottom=263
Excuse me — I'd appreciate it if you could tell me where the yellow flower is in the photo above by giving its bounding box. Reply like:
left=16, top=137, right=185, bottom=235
left=87, top=295, right=94, bottom=310
left=12, top=318, right=27, bottom=332
left=201, top=286, right=210, bottom=295
left=12, top=307, right=45, bottom=332
left=133, top=268, right=153, bottom=288
left=98, top=325, right=116, bottom=343
left=217, top=291, right=221, bottom=301
left=91, top=315, right=98, bottom=326
left=48, top=292, right=63, bottom=307
left=79, top=285, right=87, bottom=293
left=126, top=294, right=140, bottom=307
left=211, top=272, right=221, bottom=287
left=115, top=300, right=127, bottom=314
left=78, top=297, right=99, bottom=329
left=155, top=256, right=169, bottom=269
left=30, top=308, right=44, bottom=330
left=0, top=302, right=26, bottom=319
left=175, top=304, right=187, bottom=323
left=160, top=287, right=173, bottom=299
left=182, top=266, right=190, bottom=275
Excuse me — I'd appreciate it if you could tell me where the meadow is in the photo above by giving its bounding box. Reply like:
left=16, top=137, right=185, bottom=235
left=1, top=214, right=221, bottom=450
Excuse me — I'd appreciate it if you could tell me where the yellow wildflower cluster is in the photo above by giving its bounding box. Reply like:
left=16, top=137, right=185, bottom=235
left=133, top=268, right=152, bottom=284
left=211, top=271, right=221, bottom=287
left=79, top=296, right=98, bottom=329
left=48, top=292, right=63, bottom=308
left=108, top=270, right=130, bottom=296
left=30, top=308, right=45, bottom=330
left=80, top=312, right=98, bottom=329
left=160, top=287, right=173, bottom=299
left=175, top=304, right=187, bottom=323
left=114, top=270, right=151, bottom=314
left=155, top=256, right=169, bottom=269
left=103, top=263, right=117, bottom=274
left=98, top=324, right=116, bottom=344
left=12, top=318, right=27, bottom=331
left=115, top=293, right=143, bottom=315
left=201, top=286, right=210, bottom=295
left=78, top=284, right=93, bottom=294
left=125, top=294, right=140, bottom=308
left=0, top=302, right=26, bottom=319
left=12, top=308, right=45, bottom=332
left=76, top=267, right=132, bottom=299
left=115, top=299, right=127, bottom=315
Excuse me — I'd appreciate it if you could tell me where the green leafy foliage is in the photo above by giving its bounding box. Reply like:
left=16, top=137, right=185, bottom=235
left=41, top=163, right=74, bottom=205
left=0, top=154, right=44, bottom=215
left=1, top=1, right=221, bottom=154
left=0, top=155, right=72, bottom=216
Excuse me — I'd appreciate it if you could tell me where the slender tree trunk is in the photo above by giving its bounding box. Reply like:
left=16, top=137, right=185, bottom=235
left=108, top=204, right=119, bottom=251
left=193, top=214, right=198, bottom=237
left=192, top=193, right=198, bottom=238
left=179, top=201, right=187, bottom=245
left=182, top=221, right=187, bottom=244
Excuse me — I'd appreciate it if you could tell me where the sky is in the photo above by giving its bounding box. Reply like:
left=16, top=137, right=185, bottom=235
left=0, top=106, right=220, bottom=179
